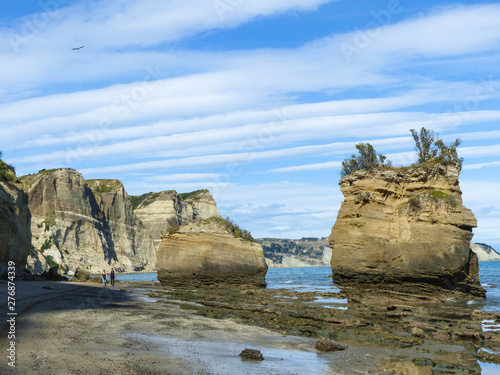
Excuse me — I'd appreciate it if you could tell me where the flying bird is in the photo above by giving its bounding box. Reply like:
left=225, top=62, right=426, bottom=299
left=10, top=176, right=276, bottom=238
left=72, top=46, right=84, bottom=50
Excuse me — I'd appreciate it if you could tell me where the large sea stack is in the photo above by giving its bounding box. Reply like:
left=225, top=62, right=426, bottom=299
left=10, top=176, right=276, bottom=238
left=329, top=162, right=485, bottom=297
left=156, top=218, right=268, bottom=285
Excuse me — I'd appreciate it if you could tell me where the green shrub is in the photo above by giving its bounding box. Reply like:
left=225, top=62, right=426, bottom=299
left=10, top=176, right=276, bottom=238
left=179, top=189, right=209, bottom=201
left=429, top=190, right=450, bottom=200
left=40, top=237, right=53, bottom=253
left=341, top=143, right=391, bottom=178
left=0, top=159, right=16, bottom=182
left=45, top=255, right=58, bottom=268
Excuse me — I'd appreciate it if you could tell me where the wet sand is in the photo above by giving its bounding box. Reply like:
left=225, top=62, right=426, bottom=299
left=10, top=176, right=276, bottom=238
left=0, top=280, right=499, bottom=374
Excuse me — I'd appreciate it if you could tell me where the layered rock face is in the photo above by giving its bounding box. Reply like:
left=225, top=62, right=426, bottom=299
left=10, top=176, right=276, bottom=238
left=329, top=163, right=485, bottom=297
left=157, top=219, right=268, bottom=285
left=21, top=169, right=155, bottom=274
left=133, top=189, right=220, bottom=249
left=0, top=175, right=31, bottom=276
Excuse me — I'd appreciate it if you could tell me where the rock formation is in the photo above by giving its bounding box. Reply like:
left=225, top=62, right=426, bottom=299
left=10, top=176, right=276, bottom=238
left=133, top=189, right=220, bottom=249
left=20, top=169, right=155, bottom=274
left=0, top=170, right=31, bottom=276
left=471, top=243, right=500, bottom=261
left=157, top=218, right=268, bottom=285
left=258, top=237, right=332, bottom=268
left=329, top=162, right=485, bottom=297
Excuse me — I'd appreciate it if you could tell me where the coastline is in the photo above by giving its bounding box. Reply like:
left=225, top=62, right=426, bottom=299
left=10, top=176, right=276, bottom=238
left=1, top=279, right=499, bottom=374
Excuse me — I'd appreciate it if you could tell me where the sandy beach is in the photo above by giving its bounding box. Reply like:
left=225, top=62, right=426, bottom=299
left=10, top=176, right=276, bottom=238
left=1, top=279, right=499, bottom=374
left=0, top=280, right=357, bottom=375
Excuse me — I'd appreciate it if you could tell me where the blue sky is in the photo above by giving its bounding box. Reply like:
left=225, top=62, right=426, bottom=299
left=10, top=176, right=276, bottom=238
left=1, top=0, right=500, bottom=249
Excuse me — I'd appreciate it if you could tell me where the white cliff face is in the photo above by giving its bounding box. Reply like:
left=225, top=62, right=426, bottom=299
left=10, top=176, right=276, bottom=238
left=22, top=169, right=156, bottom=274
left=0, top=175, right=31, bottom=276
left=133, top=189, right=220, bottom=249
left=471, top=243, right=500, bottom=261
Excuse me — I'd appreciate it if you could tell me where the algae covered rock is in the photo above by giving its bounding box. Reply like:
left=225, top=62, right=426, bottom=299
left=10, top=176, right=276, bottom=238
left=329, top=162, right=484, bottom=297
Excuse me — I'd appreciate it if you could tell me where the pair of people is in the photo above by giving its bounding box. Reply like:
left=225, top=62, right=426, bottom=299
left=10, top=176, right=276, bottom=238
left=101, top=268, right=116, bottom=287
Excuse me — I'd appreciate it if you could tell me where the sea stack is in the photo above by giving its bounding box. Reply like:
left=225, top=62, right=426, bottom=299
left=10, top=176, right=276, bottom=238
left=156, top=218, right=268, bottom=285
left=329, top=162, right=485, bottom=297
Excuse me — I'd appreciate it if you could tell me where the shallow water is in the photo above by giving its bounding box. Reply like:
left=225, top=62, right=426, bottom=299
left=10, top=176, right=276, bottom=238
left=117, top=262, right=500, bottom=313
left=130, top=333, right=334, bottom=375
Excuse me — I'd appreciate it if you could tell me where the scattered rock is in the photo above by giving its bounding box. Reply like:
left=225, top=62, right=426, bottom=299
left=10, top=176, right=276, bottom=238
left=239, top=348, right=264, bottom=361
left=431, top=330, right=452, bottom=341
left=411, top=327, right=425, bottom=338
left=315, top=337, right=347, bottom=352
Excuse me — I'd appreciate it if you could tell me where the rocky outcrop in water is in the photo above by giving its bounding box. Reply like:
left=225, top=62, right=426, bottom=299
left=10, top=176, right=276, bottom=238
left=157, top=218, right=268, bottom=285
left=329, top=162, right=485, bottom=297
left=0, top=170, right=31, bottom=276
left=21, top=169, right=155, bottom=274
left=133, top=189, right=220, bottom=249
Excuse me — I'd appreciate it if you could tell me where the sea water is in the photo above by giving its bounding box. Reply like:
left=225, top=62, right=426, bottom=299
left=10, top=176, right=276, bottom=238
left=117, top=262, right=500, bottom=313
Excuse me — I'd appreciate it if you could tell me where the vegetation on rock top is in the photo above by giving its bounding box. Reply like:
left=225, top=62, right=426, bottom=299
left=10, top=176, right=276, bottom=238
left=340, top=127, right=463, bottom=178
left=85, top=179, right=123, bottom=194
left=203, top=216, right=255, bottom=242
left=179, top=189, right=209, bottom=201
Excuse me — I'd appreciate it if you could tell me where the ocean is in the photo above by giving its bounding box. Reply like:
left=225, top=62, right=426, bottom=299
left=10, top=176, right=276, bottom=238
left=118, top=262, right=500, bottom=313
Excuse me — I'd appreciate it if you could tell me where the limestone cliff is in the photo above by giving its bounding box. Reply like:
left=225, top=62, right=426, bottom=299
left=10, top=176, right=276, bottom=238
left=329, top=162, right=485, bottom=297
left=258, top=238, right=332, bottom=268
left=20, top=169, right=155, bottom=274
left=133, top=189, right=220, bottom=249
left=157, top=218, right=268, bottom=285
left=0, top=170, right=31, bottom=276
left=471, top=243, right=500, bottom=261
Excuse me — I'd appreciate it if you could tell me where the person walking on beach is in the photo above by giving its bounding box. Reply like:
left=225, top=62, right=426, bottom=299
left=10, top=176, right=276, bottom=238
left=101, top=269, right=107, bottom=287
left=110, top=268, right=116, bottom=287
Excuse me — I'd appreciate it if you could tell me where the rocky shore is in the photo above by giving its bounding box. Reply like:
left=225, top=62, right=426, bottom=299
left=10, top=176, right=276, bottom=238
left=2, top=278, right=498, bottom=374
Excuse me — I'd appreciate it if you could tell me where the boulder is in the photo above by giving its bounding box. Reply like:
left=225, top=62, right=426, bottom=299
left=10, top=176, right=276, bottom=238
left=329, top=163, right=485, bottom=297
left=156, top=218, right=268, bottom=286
left=48, top=265, right=66, bottom=281
left=72, top=268, right=91, bottom=282
left=239, top=349, right=264, bottom=360
left=315, top=337, right=347, bottom=352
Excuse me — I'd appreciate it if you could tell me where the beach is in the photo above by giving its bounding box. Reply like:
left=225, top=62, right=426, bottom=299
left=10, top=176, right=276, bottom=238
left=0, top=280, right=347, bottom=375
left=2, top=279, right=499, bottom=374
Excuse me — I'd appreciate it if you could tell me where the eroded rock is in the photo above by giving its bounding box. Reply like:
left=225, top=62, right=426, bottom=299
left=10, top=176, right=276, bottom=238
left=156, top=218, right=267, bottom=286
left=329, top=162, right=485, bottom=297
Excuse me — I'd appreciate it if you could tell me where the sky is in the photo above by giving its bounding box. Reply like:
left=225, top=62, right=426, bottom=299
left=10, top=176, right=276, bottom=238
left=1, top=0, right=499, bottom=249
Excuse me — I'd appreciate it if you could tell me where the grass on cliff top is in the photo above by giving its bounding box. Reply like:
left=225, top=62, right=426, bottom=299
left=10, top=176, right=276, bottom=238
left=0, top=160, right=16, bottom=182
left=18, top=168, right=64, bottom=187
left=131, top=189, right=210, bottom=210
left=179, top=189, right=209, bottom=201
left=130, top=191, right=163, bottom=210
left=85, top=179, right=123, bottom=194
